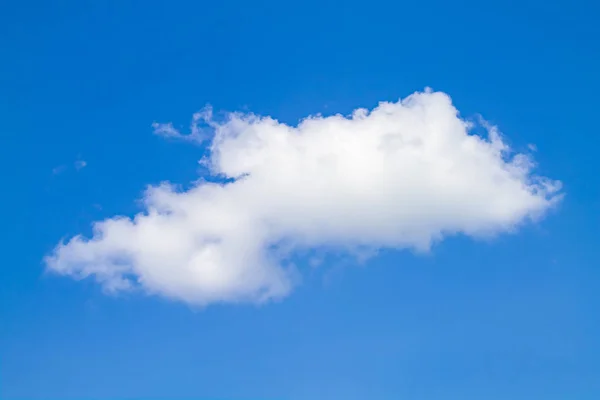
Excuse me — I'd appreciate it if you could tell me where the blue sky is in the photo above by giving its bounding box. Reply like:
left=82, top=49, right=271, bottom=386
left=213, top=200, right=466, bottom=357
left=1, top=0, right=599, bottom=399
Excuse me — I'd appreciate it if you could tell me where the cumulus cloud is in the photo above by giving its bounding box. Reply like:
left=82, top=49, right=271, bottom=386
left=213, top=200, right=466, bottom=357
left=45, top=90, right=561, bottom=306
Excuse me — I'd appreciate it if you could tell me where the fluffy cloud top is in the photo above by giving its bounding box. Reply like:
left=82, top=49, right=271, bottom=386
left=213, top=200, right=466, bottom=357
left=45, top=90, right=561, bottom=305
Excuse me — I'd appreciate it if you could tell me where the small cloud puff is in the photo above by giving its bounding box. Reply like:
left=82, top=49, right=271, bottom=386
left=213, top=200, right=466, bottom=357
left=52, top=165, right=68, bottom=175
left=52, top=159, right=87, bottom=175
left=152, top=107, right=213, bottom=144
left=75, top=160, right=87, bottom=170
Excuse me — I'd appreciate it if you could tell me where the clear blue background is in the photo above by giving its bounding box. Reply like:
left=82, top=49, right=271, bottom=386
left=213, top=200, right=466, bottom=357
left=1, top=0, right=599, bottom=398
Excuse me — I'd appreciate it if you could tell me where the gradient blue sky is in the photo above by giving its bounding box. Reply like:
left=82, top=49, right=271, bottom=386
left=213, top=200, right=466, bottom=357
left=1, top=0, right=599, bottom=399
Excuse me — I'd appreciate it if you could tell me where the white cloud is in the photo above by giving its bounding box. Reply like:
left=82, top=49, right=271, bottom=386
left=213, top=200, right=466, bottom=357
left=52, top=165, right=67, bottom=175
left=52, top=159, right=87, bottom=175
left=45, top=90, right=562, bottom=306
left=152, top=107, right=212, bottom=144
left=75, top=160, right=87, bottom=170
